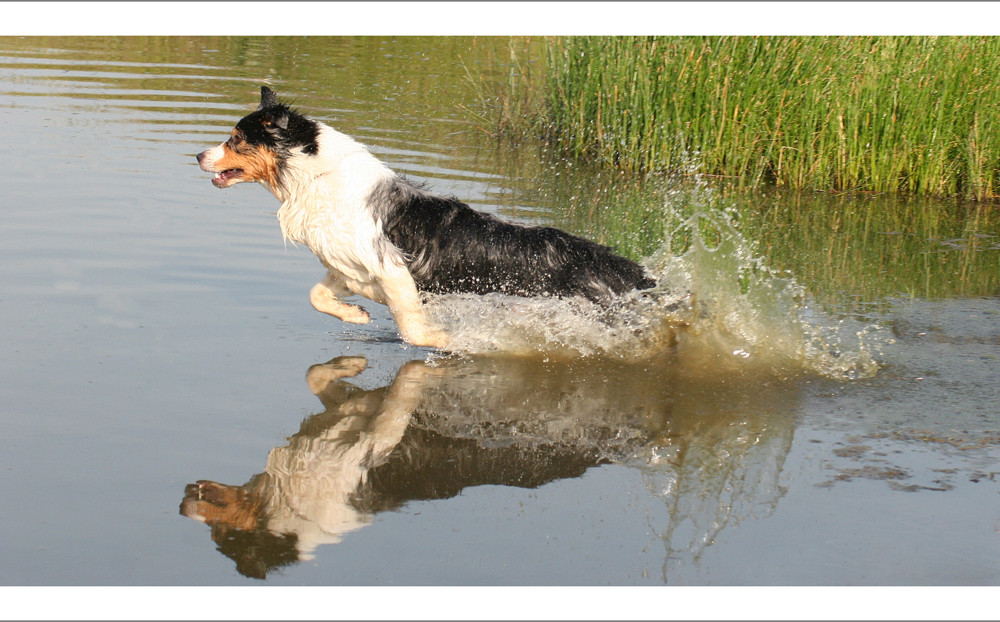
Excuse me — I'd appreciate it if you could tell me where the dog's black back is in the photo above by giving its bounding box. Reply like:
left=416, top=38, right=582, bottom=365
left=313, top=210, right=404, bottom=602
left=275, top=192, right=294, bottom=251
left=371, top=178, right=656, bottom=304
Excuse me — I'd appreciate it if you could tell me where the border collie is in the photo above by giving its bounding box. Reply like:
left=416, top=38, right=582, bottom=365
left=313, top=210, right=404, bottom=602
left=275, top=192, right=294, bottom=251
left=197, top=86, right=656, bottom=348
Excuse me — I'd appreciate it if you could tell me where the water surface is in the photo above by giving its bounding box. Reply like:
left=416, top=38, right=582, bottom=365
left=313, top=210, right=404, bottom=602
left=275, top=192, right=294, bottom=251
left=1, top=37, right=998, bottom=591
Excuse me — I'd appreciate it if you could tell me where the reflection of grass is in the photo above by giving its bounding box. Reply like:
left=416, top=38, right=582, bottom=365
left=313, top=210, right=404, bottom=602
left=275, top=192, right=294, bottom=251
left=729, top=187, right=1000, bottom=307
left=489, top=36, right=1000, bottom=199
left=725, top=189, right=999, bottom=308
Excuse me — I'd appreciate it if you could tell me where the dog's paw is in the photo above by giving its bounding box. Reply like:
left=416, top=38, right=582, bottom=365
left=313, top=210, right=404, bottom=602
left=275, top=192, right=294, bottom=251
left=402, top=327, right=452, bottom=349
left=306, top=356, right=368, bottom=393
left=319, top=355, right=369, bottom=375
left=344, top=307, right=371, bottom=324
left=309, top=284, right=371, bottom=323
left=330, top=304, right=369, bottom=324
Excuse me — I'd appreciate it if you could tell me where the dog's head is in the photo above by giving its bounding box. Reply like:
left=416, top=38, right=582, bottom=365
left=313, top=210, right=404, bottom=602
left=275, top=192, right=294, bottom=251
left=180, top=479, right=300, bottom=579
left=196, top=86, right=319, bottom=190
left=180, top=479, right=262, bottom=531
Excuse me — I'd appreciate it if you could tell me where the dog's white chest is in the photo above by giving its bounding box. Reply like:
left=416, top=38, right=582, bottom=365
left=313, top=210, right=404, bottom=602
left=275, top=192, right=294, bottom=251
left=276, top=166, right=391, bottom=287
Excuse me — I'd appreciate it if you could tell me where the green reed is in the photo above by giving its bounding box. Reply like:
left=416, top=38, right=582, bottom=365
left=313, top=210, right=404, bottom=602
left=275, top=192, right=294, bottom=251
left=529, top=36, right=1000, bottom=200
left=459, top=37, right=548, bottom=143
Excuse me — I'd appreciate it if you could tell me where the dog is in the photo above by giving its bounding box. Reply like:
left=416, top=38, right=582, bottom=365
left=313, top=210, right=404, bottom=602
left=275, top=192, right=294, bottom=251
left=197, top=86, right=657, bottom=348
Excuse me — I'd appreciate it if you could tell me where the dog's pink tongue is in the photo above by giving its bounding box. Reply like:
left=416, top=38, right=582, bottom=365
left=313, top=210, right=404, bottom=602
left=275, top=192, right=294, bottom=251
left=212, top=169, right=241, bottom=187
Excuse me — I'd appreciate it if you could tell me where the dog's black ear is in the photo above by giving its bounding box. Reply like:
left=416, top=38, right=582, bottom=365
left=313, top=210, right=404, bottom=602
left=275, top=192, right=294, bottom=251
left=263, top=111, right=289, bottom=131
left=259, top=86, right=279, bottom=110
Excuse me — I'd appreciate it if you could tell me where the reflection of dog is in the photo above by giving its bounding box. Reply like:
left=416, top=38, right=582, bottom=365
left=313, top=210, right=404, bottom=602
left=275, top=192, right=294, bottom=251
left=180, top=356, right=420, bottom=577
left=180, top=352, right=799, bottom=580
left=196, top=87, right=657, bottom=348
left=179, top=356, right=606, bottom=579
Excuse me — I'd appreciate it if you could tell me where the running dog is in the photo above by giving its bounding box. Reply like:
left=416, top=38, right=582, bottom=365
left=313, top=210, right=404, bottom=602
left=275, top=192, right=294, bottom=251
left=197, top=86, right=656, bottom=348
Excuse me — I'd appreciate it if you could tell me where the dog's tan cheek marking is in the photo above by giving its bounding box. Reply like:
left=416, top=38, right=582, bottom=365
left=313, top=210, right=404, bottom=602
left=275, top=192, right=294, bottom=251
left=188, top=485, right=261, bottom=530
left=210, top=143, right=250, bottom=173
left=198, top=503, right=260, bottom=531
left=225, top=145, right=280, bottom=187
left=246, top=146, right=280, bottom=188
left=208, top=144, right=279, bottom=187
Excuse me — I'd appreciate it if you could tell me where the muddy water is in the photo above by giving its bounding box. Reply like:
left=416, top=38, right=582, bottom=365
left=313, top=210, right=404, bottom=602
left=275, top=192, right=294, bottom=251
left=1, top=36, right=999, bottom=595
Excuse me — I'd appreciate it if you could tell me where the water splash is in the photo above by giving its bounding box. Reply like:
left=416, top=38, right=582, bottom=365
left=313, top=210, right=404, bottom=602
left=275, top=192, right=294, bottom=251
left=424, top=181, right=887, bottom=380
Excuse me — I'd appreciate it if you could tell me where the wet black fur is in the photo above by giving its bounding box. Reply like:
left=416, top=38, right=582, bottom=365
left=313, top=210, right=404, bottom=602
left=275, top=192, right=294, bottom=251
left=372, top=178, right=657, bottom=304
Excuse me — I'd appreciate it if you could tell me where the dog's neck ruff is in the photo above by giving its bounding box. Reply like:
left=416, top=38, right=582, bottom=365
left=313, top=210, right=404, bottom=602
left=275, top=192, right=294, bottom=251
left=273, top=124, right=394, bottom=248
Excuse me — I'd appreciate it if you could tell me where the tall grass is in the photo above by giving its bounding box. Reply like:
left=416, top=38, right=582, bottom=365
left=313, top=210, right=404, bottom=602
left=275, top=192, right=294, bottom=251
left=459, top=37, right=547, bottom=143
left=533, top=36, right=1000, bottom=199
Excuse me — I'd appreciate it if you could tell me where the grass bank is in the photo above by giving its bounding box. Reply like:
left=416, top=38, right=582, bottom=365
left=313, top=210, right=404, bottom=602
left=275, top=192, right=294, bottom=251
left=483, top=36, right=1000, bottom=200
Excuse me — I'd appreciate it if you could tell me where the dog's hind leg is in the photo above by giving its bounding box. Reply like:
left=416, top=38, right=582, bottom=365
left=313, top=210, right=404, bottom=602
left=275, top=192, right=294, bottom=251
left=309, top=271, right=371, bottom=324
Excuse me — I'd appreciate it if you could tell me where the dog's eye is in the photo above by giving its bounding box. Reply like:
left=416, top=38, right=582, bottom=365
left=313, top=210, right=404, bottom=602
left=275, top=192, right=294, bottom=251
left=228, top=135, right=244, bottom=148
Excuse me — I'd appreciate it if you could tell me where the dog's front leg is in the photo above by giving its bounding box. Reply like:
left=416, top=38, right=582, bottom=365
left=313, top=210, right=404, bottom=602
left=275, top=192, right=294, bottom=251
left=309, top=271, right=371, bottom=324
left=379, top=265, right=450, bottom=349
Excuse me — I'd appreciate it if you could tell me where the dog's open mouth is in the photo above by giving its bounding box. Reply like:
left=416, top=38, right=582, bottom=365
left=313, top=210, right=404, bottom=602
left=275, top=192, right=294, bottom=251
left=212, top=168, right=244, bottom=187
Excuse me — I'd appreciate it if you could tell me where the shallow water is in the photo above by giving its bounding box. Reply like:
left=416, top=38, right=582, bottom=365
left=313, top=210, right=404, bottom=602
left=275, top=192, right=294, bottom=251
left=1, top=36, right=999, bottom=590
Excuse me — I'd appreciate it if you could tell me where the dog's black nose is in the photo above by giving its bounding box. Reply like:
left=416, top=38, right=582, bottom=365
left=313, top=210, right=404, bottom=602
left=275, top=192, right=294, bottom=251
left=196, top=151, right=204, bottom=164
